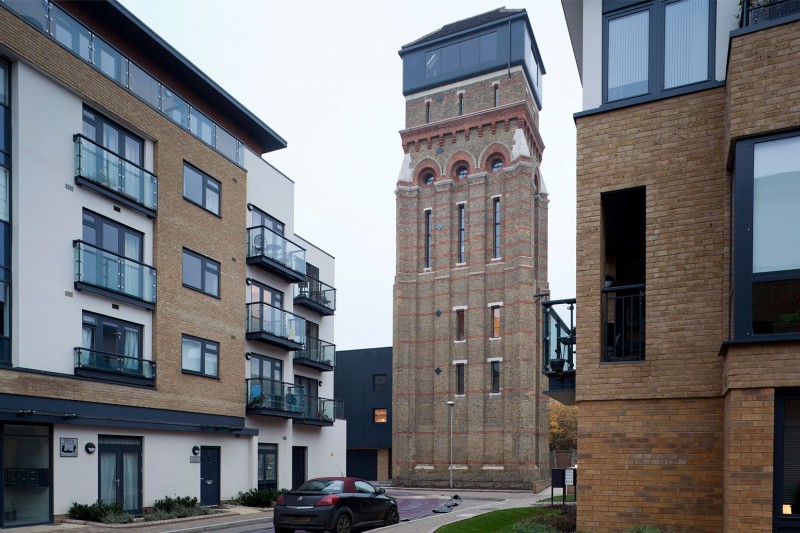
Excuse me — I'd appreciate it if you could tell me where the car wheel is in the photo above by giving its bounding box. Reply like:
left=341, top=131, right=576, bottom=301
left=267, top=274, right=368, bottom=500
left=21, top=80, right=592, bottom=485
left=385, top=506, right=400, bottom=525
left=330, top=513, right=352, bottom=533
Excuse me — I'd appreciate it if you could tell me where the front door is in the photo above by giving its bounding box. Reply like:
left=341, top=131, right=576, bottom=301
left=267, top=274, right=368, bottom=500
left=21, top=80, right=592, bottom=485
left=98, top=436, right=142, bottom=514
left=258, top=444, right=278, bottom=491
left=291, top=446, right=307, bottom=489
left=200, top=447, right=220, bottom=506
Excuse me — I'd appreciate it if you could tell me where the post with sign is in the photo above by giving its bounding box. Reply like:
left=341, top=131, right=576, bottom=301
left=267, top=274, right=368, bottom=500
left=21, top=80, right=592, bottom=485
left=551, top=468, right=566, bottom=506
left=565, top=467, right=577, bottom=502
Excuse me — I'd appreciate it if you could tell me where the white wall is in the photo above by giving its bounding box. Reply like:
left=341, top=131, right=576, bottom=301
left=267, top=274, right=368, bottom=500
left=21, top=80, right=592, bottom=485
left=293, top=421, right=347, bottom=480
left=52, top=426, right=252, bottom=514
left=11, top=62, right=153, bottom=372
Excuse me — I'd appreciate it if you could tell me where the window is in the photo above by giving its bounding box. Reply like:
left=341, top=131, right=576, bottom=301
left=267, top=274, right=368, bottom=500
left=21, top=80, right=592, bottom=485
left=373, top=374, right=388, bottom=390
left=455, top=310, right=466, bottom=341
left=425, top=102, right=431, bottom=124
left=776, top=390, right=800, bottom=522
left=425, top=32, right=497, bottom=80
left=490, top=361, right=500, bottom=393
left=82, top=210, right=143, bottom=261
left=424, top=210, right=432, bottom=269
left=251, top=206, right=284, bottom=235
left=423, top=172, right=435, bottom=185
left=734, top=131, right=800, bottom=338
left=456, top=165, right=468, bottom=180
left=604, top=0, right=712, bottom=104
left=455, top=363, right=465, bottom=395
left=183, top=163, right=220, bottom=215
left=494, top=85, right=499, bottom=107
left=182, top=249, right=219, bottom=297
left=374, top=408, right=388, bottom=424
left=82, top=312, right=142, bottom=359
left=248, top=279, right=283, bottom=307
left=491, top=159, right=503, bottom=173
left=82, top=107, right=143, bottom=166
left=182, top=334, right=218, bottom=377
left=458, top=93, right=464, bottom=115
left=492, top=197, right=501, bottom=258
left=490, top=305, right=502, bottom=338
left=250, top=354, right=282, bottom=382
left=457, top=204, right=465, bottom=264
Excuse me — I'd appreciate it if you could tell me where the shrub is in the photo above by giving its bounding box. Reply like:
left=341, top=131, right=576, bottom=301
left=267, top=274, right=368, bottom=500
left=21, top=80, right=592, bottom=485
left=512, top=524, right=560, bottom=533
left=101, top=510, right=134, bottom=524
left=537, top=505, right=577, bottom=533
left=152, top=495, right=199, bottom=513
left=143, top=495, right=211, bottom=521
left=234, top=488, right=281, bottom=507
left=68, top=500, right=127, bottom=523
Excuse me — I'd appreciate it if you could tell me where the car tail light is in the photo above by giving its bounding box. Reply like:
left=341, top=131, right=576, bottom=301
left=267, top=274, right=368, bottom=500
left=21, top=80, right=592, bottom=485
left=276, top=494, right=285, bottom=505
left=315, top=494, right=340, bottom=506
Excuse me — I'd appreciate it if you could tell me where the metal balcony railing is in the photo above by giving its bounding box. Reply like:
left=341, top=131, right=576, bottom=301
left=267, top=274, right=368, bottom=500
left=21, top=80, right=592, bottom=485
left=246, top=302, right=306, bottom=348
left=294, top=276, right=336, bottom=315
left=246, top=226, right=306, bottom=282
left=295, top=336, right=336, bottom=369
left=741, top=0, right=800, bottom=27
left=74, top=347, right=155, bottom=381
left=246, top=378, right=305, bottom=414
left=74, top=240, right=157, bottom=308
left=296, top=395, right=344, bottom=423
left=543, top=299, right=576, bottom=374
left=601, top=284, right=646, bottom=362
left=74, top=134, right=158, bottom=214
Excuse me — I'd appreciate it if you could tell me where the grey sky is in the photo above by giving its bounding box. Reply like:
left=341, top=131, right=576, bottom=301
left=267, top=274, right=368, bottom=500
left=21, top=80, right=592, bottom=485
left=119, top=0, right=581, bottom=350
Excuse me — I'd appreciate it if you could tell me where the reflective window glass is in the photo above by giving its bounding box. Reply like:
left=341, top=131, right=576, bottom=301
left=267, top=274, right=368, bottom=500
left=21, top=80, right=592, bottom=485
left=480, top=33, right=497, bottom=62
left=425, top=49, right=440, bottom=78
left=128, top=62, right=160, bottom=109
left=607, top=10, right=650, bottom=101
left=664, top=0, right=709, bottom=89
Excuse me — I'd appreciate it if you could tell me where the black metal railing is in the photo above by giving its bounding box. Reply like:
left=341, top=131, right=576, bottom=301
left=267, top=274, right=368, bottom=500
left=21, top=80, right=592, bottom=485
left=297, top=396, right=344, bottom=422
left=246, top=378, right=305, bottom=413
left=74, top=347, right=156, bottom=379
left=741, top=0, right=800, bottom=26
left=542, top=298, right=576, bottom=374
left=246, top=226, right=306, bottom=276
left=601, top=284, right=645, bottom=362
left=294, top=276, right=336, bottom=313
left=295, top=336, right=336, bottom=368
left=246, top=302, right=306, bottom=344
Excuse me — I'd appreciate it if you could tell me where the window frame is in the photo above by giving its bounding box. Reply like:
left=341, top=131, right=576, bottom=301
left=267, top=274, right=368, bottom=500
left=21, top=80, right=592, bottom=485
left=490, top=360, right=500, bottom=394
left=82, top=311, right=143, bottom=357
left=181, top=333, right=219, bottom=378
left=82, top=209, right=143, bottom=261
left=373, top=408, right=388, bottom=424
left=490, top=305, right=502, bottom=338
left=424, top=209, right=432, bottom=269
left=183, top=162, right=221, bottom=216
left=455, top=362, right=465, bottom=395
left=492, top=197, right=501, bottom=259
left=182, top=248, right=220, bottom=298
left=601, top=0, right=716, bottom=106
left=82, top=106, right=144, bottom=165
left=455, top=309, right=466, bottom=341
left=373, top=374, right=388, bottom=390
left=733, top=129, right=800, bottom=341
left=248, top=278, right=283, bottom=308
left=250, top=204, right=284, bottom=235
left=457, top=203, right=466, bottom=264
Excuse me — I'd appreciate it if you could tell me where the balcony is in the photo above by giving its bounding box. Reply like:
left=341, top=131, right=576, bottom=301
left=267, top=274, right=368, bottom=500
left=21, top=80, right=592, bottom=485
left=74, top=240, right=157, bottom=310
left=293, top=396, right=344, bottom=427
left=74, top=134, right=158, bottom=217
left=246, top=302, right=306, bottom=351
left=294, top=277, right=336, bottom=316
left=246, top=226, right=307, bottom=283
left=74, top=347, right=156, bottom=387
left=542, top=298, right=577, bottom=406
left=741, top=0, right=800, bottom=27
left=245, top=378, right=305, bottom=419
left=602, top=284, right=646, bottom=363
left=294, top=336, right=336, bottom=372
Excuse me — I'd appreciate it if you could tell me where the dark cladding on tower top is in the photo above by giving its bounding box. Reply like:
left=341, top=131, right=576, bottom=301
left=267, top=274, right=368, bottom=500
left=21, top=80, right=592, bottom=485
left=398, top=7, right=545, bottom=110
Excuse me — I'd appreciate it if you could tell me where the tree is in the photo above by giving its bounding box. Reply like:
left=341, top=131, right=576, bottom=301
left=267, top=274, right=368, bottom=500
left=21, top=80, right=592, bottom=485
left=549, top=401, right=577, bottom=451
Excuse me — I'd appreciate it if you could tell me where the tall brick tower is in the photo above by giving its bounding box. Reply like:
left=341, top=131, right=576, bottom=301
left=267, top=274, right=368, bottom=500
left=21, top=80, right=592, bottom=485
left=392, top=8, right=549, bottom=490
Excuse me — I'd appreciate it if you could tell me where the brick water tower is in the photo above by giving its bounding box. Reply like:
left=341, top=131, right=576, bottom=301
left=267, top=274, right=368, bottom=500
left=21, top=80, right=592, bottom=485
left=392, top=8, right=550, bottom=489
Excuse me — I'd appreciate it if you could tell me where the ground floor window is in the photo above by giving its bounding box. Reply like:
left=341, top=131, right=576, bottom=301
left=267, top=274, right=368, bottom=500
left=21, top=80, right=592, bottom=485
left=776, top=389, right=800, bottom=531
left=98, top=436, right=142, bottom=514
left=1, top=424, right=51, bottom=527
left=258, top=444, right=278, bottom=491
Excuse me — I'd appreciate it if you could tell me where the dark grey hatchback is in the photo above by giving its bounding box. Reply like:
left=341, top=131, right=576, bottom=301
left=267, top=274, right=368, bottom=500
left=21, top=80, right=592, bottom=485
left=273, top=477, right=399, bottom=533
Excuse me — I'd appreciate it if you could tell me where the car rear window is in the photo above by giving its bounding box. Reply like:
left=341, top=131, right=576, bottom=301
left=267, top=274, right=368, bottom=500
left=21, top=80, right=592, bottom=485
left=297, top=480, right=343, bottom=493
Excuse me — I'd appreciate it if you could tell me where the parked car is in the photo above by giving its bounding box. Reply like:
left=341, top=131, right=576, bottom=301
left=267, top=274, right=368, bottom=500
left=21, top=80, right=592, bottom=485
left=273, top=477, right=399, bottom=533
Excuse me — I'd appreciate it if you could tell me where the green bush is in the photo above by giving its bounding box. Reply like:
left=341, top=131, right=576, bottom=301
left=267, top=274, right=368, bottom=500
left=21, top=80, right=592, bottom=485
left=143, top=495, right=211, bottom=521
left=68, top=500, right=127, bottom=523
left=234, top=488, right=282, bottom=507
left=512, top=524, right=560, bottom=533
left=537, top=505, right=577, bottom=533
left=101, top=510, right=134, bottom=524
left=152, top=495, right=199, bottom=513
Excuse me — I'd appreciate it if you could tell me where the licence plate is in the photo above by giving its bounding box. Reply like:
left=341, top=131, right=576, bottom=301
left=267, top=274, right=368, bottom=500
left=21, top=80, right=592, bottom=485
left=287, top=515, right=310, bottom=523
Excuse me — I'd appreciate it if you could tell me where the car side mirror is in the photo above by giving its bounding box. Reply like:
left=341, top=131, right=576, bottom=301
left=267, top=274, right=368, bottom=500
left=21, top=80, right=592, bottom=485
left=377, top=487, right=385, bottom=495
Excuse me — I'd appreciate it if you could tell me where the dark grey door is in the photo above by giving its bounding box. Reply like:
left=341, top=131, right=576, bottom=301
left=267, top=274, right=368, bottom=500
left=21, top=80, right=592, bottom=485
left=258, top=443, right=278, bottom=491
left=291, top=446, right=307, bottom=489
left=200, top=447, right=220, bottom=506
left=347, top=450, right=378, bottom=480
left=98, top=436, right=142, bottom=514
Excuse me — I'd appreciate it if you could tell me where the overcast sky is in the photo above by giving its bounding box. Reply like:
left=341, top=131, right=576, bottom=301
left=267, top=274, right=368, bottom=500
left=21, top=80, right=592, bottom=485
left=119, top=0, right=581, bottom=351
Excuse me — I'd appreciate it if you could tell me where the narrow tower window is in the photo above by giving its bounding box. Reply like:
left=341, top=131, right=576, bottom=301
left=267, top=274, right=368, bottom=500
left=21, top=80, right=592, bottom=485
left=490, top=305, right=501, bottom=338
left=492, top=197, right=501, bottom=258
left=490, top=361, right=500, bottom=393
left=457, top=204, right=466, bottom=264
left=424, top=210, right=432, bottom=269
left=456, top=363, right=465, bottom=395
left=458, top=93, right=464, bottom=115
left=425, top=101, right=431, bottom=124
left=456, top=310, right=465, bottom=341
left=494, top=85, right=499, bottom=107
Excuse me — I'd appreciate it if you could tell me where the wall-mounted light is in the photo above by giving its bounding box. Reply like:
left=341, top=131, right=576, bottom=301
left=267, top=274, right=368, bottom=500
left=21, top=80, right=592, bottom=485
left=318, top=381, right=323, bottom=387
left=85, top=443, right=96, bottom=454
left=245, top=353, right=252, bottom=361
left=192, top=446, right=200, bottom=456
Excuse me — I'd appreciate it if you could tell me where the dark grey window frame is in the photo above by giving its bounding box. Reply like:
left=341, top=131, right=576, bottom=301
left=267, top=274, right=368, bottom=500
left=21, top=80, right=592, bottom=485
left=424, top=209, right=432, bottom=269
left=492, top=197, right=501, bottom=258
left=490, top=361, right=500, bottom=393
left=457, top=203, right=466, bottom=264
left=249, top=204, right=284, bottom=235
left=455, top=363, right=465, bottom=395
left=373, top=374, right=388, bottom=390
left=458, top=93, right=464, bottom=115
left=248, top=278, right=283, bottom=308
left=601, top=0, right=716, bottom=105
left=82, top=311, right=143, bottom=357
left=181, top=333, right=219, bottom=378
left=82, top=106, right=144, bottom=165
left=455, top=309, right=466, bottom=341
left=82, top=209, right=143, bottom=261
left=183, top=162, right=221, bottom=216
left=775, top=388, right=800, bottom=530
left=182, top=248, right=220, bottom=298
left=732, top=129, right=800, bottom=341
left=250, top=353, right=283, bottom=381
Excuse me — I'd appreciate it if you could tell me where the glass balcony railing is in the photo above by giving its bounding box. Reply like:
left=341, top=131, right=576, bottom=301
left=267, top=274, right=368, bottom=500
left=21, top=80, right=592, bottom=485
left=74, top=347, right=155, bottom=382
left=246, top=226, right=306, bottom=281
left=295, top=336, right=336, bottom=370
left=74, top=240, right=157, bottom=308
left=741, top=0, right=800, bottom=27
left=246, top=302, right=306, bottom=349
left=601, top=284, right=646, bottom=362
left=1, top=1, right=245, bottom=165
left=74, top=134, right=158, bottom=214
left=542, top=299, right=576, bottom=374
left=296, top=396, right=344, bottom=424
left=246, top=378, right=305, bottom=415
left=294, top=277, right=336, bottom=315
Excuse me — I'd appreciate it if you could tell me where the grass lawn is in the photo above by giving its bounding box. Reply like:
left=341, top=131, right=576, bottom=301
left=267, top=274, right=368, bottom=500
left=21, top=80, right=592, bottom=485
left=435, top=507, right=560, bottom=533
left=536, top=493, right=577, bottom=503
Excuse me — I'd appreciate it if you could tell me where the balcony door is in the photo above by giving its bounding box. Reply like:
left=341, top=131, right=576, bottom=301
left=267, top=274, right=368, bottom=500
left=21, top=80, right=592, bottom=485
left=295, top=375, right=318, bottom=418
left=98, top=436, right=142, bottom=514
left=82, top=107, right=144, bottom=193
left=82, top=312, right=142, bottom=374
left=248, top=280, right=283, bottom=336
left=82, top=211, right=143, bottom=296
left=258, top=444, right=278, bottom=491
left=250, top=355, right=284, bottom=410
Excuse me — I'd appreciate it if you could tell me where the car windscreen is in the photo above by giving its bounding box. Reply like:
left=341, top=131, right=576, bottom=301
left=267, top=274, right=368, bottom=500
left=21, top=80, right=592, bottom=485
left=296, top=479, right=344, bottom=493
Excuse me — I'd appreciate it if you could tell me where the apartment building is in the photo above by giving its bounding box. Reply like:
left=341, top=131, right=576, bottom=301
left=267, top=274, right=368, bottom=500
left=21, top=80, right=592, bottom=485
left=0, top=0, right=344, bottom=526
left=393, top=8, right=551, bottom=490
left=556, top=0, right=800, bottom=531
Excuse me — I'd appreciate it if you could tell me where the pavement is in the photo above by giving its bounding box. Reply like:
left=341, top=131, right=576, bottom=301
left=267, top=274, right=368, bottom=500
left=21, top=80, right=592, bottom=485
left=10, top=486, right=562, bottom=533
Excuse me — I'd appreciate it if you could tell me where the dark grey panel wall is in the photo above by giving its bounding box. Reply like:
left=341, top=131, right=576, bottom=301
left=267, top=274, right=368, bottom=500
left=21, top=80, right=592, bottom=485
left=334, top=347, right=392, bottom=449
